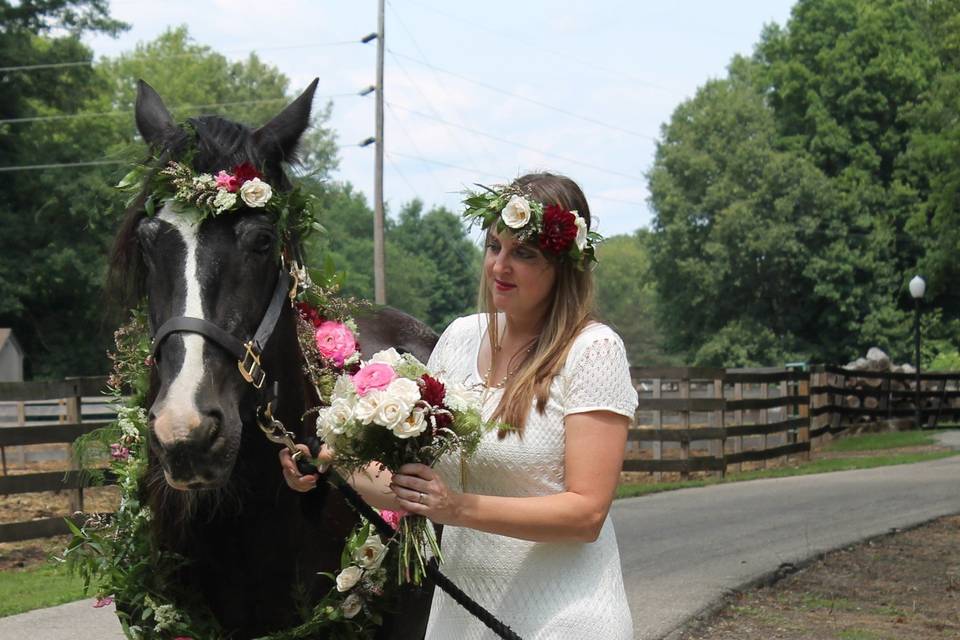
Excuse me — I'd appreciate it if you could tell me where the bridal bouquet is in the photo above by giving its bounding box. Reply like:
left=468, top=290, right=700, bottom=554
left=314, top=347, right=488, bottom=584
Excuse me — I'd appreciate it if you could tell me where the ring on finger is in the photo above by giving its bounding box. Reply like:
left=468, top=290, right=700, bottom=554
left=418, top=491, right=425, bottom=504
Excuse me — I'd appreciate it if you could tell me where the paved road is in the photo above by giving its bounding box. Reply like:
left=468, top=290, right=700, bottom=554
left=3, top=433, right=959, bottom=640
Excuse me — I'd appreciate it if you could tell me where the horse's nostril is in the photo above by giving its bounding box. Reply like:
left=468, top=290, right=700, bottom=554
left=195, top=410, right=223, bottom=447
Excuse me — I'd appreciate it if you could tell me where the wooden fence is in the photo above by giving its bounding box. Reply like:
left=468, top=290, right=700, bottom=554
left=0, top=376, right=113, bottom=543
left=2, top=366, right=959, bottom=543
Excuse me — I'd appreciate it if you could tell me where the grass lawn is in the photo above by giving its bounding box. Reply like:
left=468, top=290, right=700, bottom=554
left=0, top=561, right=88, bottom=618
left=616, top=431, right=957, bottom=500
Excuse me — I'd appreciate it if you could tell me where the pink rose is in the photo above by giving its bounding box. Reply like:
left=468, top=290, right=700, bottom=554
left=314, top=321, right=357, bottom=366
left=215, top=170, right=238, bottom=192
left=352, top=363, right=397, bottom=396
left=93, top=596, right=113, bottom=608
left=380, top=509, right=407, bottom=530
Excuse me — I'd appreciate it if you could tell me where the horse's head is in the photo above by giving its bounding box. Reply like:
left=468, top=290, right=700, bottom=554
left=122, top=80, right=317, bottom=490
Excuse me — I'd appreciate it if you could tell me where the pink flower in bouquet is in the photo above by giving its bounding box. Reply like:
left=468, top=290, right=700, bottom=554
left=93, top=596, right=113, bottom=608
left=215, top=170, right=238, bottom=192
left=380, top=509, right=407, bottom=530
left=110, top=443, right=130, bottom=461
left=315, top=321, right=357, bottom=366
left=353, top=363, right=397, bottom=396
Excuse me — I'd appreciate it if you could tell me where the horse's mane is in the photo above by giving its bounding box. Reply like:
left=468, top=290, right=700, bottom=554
left=107, top=115, right=298, bottom=307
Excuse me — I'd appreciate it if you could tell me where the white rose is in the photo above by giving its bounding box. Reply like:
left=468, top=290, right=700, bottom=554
left=444, top=382, right=481, bottom=412
left=391, top=407, right=428, bottom=439
left=239, top=177, right=272, bottom=207
left=369, top=347, right=402, bottom=367
left=373, top=394, right=413, bottom=430
left=500, top=195, right=532, bottom=229
left=327, top=397, right=354, bottom=433
left=315, top=407, right=335, bottom=440
left=572, top=211, right=588, bottom=251
left=336, top=565, right=363, bottom=592
left=331, top=375, right=357, bottom=402
left=341, top=592, right=363, bottom=619
left=353, top=390, right=383, bottom=424
left=353, top=536, right=387, bottom=570
left=386, top=377, right=422, bottom=406
left=212, top=190, right=237, bottom=213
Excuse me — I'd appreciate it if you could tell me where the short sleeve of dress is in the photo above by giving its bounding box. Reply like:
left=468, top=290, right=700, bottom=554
left=563, top=329, right=638, bottom=419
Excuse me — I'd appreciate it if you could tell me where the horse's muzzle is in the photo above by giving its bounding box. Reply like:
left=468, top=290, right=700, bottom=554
left=150, top=409, right=236, bottom=489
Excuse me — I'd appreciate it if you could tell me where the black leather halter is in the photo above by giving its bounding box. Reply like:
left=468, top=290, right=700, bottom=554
left=150, top=268, right=292, bottom=391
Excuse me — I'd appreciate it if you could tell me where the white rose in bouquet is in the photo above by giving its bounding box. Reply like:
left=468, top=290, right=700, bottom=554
left=369, top=347, right=403, bottom=367
left=444, top=382, right=481, bottom=413
left=331, top=374, right=357, bottom=402
left=354, top=390, right=383, bottom=424
left=391, top=407, right=428, bottom=439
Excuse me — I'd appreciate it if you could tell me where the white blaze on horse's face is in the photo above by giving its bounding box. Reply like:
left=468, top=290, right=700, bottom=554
left=152, top=204, right=206, bottom=451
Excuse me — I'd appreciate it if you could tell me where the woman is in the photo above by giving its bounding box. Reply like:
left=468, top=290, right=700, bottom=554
left=282, top=172, right=637, bottom=639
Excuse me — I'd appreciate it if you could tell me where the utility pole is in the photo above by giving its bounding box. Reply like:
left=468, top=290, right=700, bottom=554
left=373, top=0, right=387, bottom=304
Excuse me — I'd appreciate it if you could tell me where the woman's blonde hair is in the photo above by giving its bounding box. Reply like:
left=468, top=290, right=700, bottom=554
left=479, top=172, right=595, bottom=437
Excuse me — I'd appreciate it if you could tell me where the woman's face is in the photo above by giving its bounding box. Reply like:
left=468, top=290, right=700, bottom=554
left=484, top=227, right=557, bottom=321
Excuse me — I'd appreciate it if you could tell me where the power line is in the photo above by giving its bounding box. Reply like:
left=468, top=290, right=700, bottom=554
left=386, top=150, right=507, bottom=181
left=384, top=103, right=446, bottom=194
left=385, top=1, right=498, bottom=167
left=0, top=160, right=124, bottom=173
left=386, top=101, right=646, bottom=182
left=388, top=49, right=659, bottom=141
left=0, top=93, right=362, bottom=125
left=0, top=39, right=361, bottom=73
left=396, top=0, right=681, bottom=96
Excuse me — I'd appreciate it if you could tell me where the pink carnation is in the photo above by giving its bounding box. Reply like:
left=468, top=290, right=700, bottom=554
left=380, top=509, right=407, bottom=530
left=315, top=321, right=357, bottom=367
left=110, top=443, right=130, bottom=461
left=352, top=363, right=397, bottom=396
left=93, top=596, right=113, bottom=608
left=215, top=170, right=238, bottom=192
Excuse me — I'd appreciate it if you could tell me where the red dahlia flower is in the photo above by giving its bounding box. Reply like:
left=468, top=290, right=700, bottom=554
left=232, top=162, right=262, bottom=186
left=539, top=204, right=578, bottom=254
left=295, top=302, right=323, bottom=327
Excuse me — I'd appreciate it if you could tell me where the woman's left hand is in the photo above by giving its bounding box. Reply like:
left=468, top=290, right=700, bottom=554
left=390, top=463, right=462, bottom=526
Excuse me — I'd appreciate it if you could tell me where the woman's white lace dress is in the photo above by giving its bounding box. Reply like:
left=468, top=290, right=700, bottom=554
left=424, top=313, right=638, bottom=640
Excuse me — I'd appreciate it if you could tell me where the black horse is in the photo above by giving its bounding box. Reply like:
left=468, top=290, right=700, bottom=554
left=110, top=79, right=435, bottom=638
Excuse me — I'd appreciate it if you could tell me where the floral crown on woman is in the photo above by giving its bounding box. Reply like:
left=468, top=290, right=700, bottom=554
left=462, top=184, right=601, bottom=267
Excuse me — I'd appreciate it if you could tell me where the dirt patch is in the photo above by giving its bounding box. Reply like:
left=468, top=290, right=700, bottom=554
left=677, top=515, right=960, bottom=640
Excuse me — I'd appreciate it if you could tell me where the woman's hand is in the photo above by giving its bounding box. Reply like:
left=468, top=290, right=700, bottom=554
left=279, top=443, right=333, bottom=493
left=390, top=463, right=462, bottom=526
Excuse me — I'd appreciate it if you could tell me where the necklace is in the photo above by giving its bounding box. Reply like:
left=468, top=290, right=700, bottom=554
left=482, top=342, right=535, bottom=389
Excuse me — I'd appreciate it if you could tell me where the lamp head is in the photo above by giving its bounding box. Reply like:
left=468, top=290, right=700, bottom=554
left=909, top=275, right=926, bottom=300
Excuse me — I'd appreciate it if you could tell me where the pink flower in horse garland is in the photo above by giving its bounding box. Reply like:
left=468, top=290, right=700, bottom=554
left=109, top=443, right=130, bottom=461
left=352, top=363, right=397, bottom=396
left=380, top=509, right=406, bottom=530
left=214, top=170, right=238, bottom=192
left=315, top=320, right=357, bottom=367
left=92, top=596, right=114, bottom=608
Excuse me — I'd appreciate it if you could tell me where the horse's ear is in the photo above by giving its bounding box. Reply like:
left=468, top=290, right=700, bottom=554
left=254, top=78, right=319, bottom=161
left=135, top=80, right=176, bottom=147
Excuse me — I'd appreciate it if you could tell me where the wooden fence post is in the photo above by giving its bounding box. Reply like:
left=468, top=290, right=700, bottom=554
left=732, top=381, right=743, bottom=473
left=679, top=377, right=690, bottom=481
left=715, top=374, right=726, bottom=479
left=798, top=375, right=811, bottom=461
left=64, top=386, right=84, bottom=514
left=652, top=377, right=662, bottom=483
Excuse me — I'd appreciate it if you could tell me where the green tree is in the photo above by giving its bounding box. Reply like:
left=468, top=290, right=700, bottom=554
left=0, top=23, right=337, bottom=378
left=594, top=231, right=675, bottom=366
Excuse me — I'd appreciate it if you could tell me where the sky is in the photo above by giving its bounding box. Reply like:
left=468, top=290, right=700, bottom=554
left=87, top=0, right=798, bottom=238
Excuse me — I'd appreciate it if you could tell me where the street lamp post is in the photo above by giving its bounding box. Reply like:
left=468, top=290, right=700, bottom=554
left=909, top=275, right=926, bottom=429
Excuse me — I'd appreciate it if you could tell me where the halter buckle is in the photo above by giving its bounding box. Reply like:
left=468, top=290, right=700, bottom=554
left=238, top=341, right=266, bottom=389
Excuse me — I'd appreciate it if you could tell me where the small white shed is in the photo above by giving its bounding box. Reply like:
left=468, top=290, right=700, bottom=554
left=0, top=328, right=24, bottom=382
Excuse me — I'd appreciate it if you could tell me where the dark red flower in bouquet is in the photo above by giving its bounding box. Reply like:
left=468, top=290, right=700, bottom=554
left=420, top=374, right=446, bottom=406
left=538, top=204, right=578, bottom=254
left=232, top=162, right=262, bottom=186
left=295, top=302, right=323, bottom=327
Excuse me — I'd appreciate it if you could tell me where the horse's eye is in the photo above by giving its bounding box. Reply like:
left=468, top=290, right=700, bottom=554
left=241, top=229, right=276, bottom=254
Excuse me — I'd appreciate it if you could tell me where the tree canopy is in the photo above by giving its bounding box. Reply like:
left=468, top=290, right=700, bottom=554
left=648, top=0, right=960, bottom=366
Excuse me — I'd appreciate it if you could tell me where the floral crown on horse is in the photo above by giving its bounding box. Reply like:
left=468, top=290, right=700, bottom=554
left=462, top=183, right=602, bottom=267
